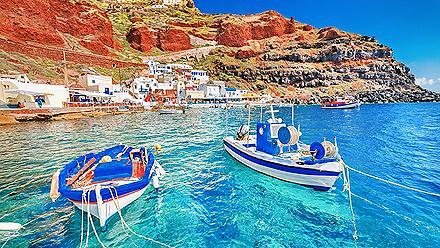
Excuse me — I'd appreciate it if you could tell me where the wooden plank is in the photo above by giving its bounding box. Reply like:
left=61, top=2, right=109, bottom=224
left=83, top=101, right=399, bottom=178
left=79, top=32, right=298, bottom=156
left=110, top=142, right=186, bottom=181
left=66, top=157, right=97, bottom=187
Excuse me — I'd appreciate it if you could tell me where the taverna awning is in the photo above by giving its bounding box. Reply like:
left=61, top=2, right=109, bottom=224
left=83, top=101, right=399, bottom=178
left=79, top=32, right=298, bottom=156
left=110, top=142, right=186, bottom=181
left=70, top=90, right=115, bottom=98
left=4, top=89, right=53, bottom=96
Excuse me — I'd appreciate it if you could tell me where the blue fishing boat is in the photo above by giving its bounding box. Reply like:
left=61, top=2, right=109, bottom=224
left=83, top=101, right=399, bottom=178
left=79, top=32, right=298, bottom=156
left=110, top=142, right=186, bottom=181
left=223, top=105, right=344, bottom=191
left=50, top=145, right=165, bottom=228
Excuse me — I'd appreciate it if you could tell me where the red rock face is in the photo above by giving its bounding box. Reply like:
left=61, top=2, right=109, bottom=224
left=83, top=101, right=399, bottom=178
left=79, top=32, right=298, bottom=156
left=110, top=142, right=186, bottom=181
left=235, top=48, right=258, bottom=59
left=126, top=27, right=159, bottom=52
left=127, top=27, right=192, bottom=52
left=317, top=27, right=346, bottom=40
left=168, top=21, right=206, bottom=28
left=217, top=11, right=295, bottom=47
left=217, top=22, right=252, bottom=47
left=301, top=25, right=314, bottom=32
left=159, top=29, right=193, bottom=52
left=0, top=0, right=116, bottom=55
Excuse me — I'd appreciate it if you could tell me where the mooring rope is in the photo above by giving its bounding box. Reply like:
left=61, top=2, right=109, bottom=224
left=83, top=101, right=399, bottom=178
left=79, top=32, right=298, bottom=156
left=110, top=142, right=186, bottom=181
left=84, top=190, right=91, bottom=248
left=80, top=191, right=86, bottom=248
left=342, top=161, right=440, bottom=246
left=1, top=231, right=19, bottom=248
left=107, top=186, right=174, bottom=248
left=87, top=189, right=106, bottom=248
left=344, top=164, right=440, bottom=197
left=344, top=166, right=359, bottom=247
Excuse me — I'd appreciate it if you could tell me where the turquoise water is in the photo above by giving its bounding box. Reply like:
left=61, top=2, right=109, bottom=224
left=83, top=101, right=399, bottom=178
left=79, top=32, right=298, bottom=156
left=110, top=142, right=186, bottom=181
left=0, top=103, right=439, bottom=247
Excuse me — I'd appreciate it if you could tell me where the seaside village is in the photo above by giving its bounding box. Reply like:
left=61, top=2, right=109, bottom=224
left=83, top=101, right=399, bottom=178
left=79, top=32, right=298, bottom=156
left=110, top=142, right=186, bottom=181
left=0, top=61, right=265, bottom=122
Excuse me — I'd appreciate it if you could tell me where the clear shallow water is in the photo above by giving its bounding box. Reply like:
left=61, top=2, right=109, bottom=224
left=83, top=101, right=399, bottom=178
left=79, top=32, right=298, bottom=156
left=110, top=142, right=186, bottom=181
left=0, top=103, right=439, bottom=247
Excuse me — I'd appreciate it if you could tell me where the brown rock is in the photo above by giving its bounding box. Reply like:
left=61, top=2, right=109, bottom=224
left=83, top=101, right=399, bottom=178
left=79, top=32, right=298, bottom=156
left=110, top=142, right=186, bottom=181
left=217, top=10, right=295, bottom=47
left=130, top=16, right=143, bottom=23
left=126, top=27, right=159, bottom=52
left=217, top=22, right=252, bottom=47
left=295, top=34, right=306, bottom=42
left=127, top=28, right=192, bottom=52
left=159, top=29, right=192, bottom=52
left=236, top=47, right=258, bottom=59
left=168, top=21, right=206, bottom=28
left=317, top=27, right=345, bottom=40
left=301, top=24, right=314, bottom=31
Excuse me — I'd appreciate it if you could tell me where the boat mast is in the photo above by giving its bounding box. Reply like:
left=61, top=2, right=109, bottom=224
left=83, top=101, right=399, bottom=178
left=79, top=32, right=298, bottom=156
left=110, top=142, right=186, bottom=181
left=225, top=104, right=229, bottom=138
left=291, top=101, right=294, bottom=126
left=269, top=105, right=276, bottom=122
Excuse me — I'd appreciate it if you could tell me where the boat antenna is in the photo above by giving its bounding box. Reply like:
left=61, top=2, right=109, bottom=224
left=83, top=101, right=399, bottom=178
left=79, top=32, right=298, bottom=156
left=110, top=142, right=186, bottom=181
left=225, top=104, right=229, bottom=138
left=291, top=100, right=294, bottom=126
left=270, top=105, right=276, bottom=122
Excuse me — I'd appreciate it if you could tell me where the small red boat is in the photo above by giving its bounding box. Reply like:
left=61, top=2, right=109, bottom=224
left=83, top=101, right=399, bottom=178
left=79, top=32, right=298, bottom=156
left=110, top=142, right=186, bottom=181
left=321, top=96, right=360, bottom=109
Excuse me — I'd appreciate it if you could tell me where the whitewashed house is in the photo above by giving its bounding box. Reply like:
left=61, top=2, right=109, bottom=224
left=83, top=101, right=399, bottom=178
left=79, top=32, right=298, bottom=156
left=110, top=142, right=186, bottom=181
left=79, top=74, right=113, bottom=95
left=132, top=77, right=157, bottom=95
left=191, top=70, right=209, bottom=82
left=0, top=78, right=69, bottom=108
left=147, top=61, right=173, bottom=76
left=166, top=63, right=193, bottom=71
left=225, top=88, right=248, bottom=98
left=198, top=81, right=225, bottom=98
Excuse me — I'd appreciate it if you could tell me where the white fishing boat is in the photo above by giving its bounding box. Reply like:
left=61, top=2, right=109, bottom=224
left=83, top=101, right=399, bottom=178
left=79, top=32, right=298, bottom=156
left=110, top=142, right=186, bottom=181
left=50, top=145, right=165, bottom=229
left=158, top=108, right=184, bottom=114
left=223, top=104, right=344, bottom=190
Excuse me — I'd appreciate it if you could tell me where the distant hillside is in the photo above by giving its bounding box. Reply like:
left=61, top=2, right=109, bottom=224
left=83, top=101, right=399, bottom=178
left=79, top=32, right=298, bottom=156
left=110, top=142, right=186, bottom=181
left=0, top=0, right=438, bottom=103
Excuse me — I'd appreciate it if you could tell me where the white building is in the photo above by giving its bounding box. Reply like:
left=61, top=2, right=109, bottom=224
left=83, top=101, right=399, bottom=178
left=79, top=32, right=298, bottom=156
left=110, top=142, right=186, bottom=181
left=132, top=77, right=157, bottom=95
left=131, top=76, right=175, bottom=95
left=166, top=63, right=193, bottom=71
left=191, top=70, right=209, bottom=82
left=0, top=78, right=69, bottom=108
left=79, top=74, right=113, bottom=94
left=0, top=74, right=31, bottom=84
left=198, top=81, right=225, bottom=98
left=163, top=0, right=182, bottom=6
left=148, top=63, right=172, bottom=76
left=225, top=88, right=248, bottom=98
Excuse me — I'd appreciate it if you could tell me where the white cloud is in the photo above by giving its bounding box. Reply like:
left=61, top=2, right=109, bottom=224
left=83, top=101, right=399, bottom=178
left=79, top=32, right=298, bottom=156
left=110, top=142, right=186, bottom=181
left=415, top=77, right=440, bottom=86
left=416, top=77, right=440, bottom=93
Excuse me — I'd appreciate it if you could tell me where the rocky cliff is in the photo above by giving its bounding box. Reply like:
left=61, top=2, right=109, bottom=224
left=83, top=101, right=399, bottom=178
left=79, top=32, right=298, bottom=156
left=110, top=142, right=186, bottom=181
left=0, top=0, right=117, bottom=55
left=0, top=0, right=437, bottom=102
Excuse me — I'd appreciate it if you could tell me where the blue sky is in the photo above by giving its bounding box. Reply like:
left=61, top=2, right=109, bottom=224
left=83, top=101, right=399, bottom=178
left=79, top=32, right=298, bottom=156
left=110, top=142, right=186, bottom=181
left=194, top=0, right=440, bottom=92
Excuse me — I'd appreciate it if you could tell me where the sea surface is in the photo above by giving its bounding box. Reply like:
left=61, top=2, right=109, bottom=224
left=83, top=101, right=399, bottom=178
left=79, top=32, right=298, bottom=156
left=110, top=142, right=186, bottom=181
left=0, top=103, right=439, bottom=248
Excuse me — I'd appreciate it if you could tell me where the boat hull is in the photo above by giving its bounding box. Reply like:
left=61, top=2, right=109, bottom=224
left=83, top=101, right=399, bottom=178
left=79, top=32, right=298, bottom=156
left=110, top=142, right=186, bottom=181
left=56, top=145, right=160, bottom=228
left=70, top=186, right=147, bottom=228
left=223, top=138, right=341, bottom=190
left=322, top=102, right=360, bottom=109
left=158, top=109, right=183, bottom=114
